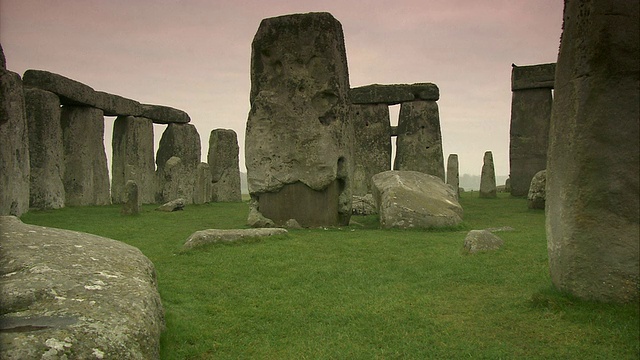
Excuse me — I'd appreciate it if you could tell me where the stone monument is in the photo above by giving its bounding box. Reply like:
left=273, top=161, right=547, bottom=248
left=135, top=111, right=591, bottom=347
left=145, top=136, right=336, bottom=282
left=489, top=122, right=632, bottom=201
left=479, top=151, right=497, bottom=198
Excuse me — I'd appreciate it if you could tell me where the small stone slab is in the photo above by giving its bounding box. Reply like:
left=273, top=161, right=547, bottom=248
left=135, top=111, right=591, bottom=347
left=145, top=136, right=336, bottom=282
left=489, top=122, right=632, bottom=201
left=141, top=104, right=190, bottom=124
left=350, top=83, right=439, bottom=105
left=463, top=230, right=504, bottom=254
left=511, top=63, right=556, bottom=90
left=23, top=69, right=96, bottom=106
left=156, top=198, right=185, bottom=212
left=183, top=228, right=288, bottom=249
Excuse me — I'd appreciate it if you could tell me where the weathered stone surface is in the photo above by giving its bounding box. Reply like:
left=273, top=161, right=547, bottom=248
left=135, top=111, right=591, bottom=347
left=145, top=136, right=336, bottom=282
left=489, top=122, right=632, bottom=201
left=121, top=180, right=139, bottom=215
left=95, top=91, right=143, bottom=117
left=463, top=230, right=504, bottom=254
left=479, top=151, right=497, bottom=198
left=156, top=123, right=200, bottom=204
left=0, top=69, right=29, bottom=216
left=351, top=104, right=391, bottom=196
left=511, top=63, right=556, bottom=91
left=247, top=200, right=276, bottom=228
left=509, top=87, right=552, bottom=196
left=61, top=106, right=111, bottom=206
left=111, top=116, right=156, bottom=205
left=183, top=228, right=288, bottom=249
left=0, top=43, right=6, bottom=70
left=527, top=170, right=546, bottom=210
left=140, top=104, right=190, bottom=124
left=394, top=100, right=445, bottom=181
left=193, top=162, right=212, bottom=204
left=23, top=69, right=96, bottom=107
left=372, top=170, right=463, bottom=229
left=351, top=194, right=378, bottom=215
left=0, top=216, right=164, bottom=359
left=446, top=154, right=460, bottom=198
left=284, top=218, right=303, bottom=229
left=156, top=198, right=185, bottom=212
left=246, top=12, right=354, bottom=226
left=350, top=83, right=440, bottom=104
left=208, top=129, right=241, bottom=202
left=25, top=88, right=65, bottom=210
left=546, top=0, right=639, bottom=303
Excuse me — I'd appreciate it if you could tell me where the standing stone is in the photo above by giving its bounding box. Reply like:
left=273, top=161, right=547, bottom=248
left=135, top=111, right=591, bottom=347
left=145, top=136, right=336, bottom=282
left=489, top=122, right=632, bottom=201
left=479, top=151, right=497, bottom=198
left=527, top=169, right=546, bottom=210
left=546, top=0, right=639, bottom=303
left=207, top=129, right=241, bottom=202
left=193, top=162, right=212, bottom=204
left=121, top=180, right=139, bottom=215
left=351, top=104, right=391, bottom=196
left=0, top=68, right=29, bottom=215
left=25, top=88, right=65, bottom=209
left=245, top=12, right=354, bottom=227
left=509, top=75, right=553, bottom=197
left=159, top=156, right=192, bottom=203
left=393, top=100, right=445, bottom=181
left=61, top=106, right=110, bottom=206
left=156, top=123, right=200, bottom=204
left=446, top=153, right=460, bottom=198
left=111, top=116, right=155, bottom=204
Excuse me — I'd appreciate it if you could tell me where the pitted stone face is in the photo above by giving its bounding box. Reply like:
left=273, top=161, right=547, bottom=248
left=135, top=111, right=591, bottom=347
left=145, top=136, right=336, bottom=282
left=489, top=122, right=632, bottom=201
left=245, top=12, right=354, bottom=227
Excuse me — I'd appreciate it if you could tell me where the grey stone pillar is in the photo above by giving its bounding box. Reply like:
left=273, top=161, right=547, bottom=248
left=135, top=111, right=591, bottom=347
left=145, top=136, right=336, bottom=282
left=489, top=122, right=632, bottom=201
left=208, top=129, right=241, bottom=202
left=509, top=63, right=555, bottom=197
left=25, top=88, right=65, bottom=210
left=155, top=123, right=201, bottom=204
left=111, top=116, right=155, bottom=204
left=394, top=100, right=445, bottom=181
left=61, top=106, right=110, bottom=206
left=351, top=104, right=391, bottom=196
left=193, top=162, right=212, bottom=204
left=245, top=12, right=354, bottom=227
left=546, top=0, right=639, bottom=303
left=446, top=154, right=459, bottom=198
left=479, top=151, right=496, bottom=198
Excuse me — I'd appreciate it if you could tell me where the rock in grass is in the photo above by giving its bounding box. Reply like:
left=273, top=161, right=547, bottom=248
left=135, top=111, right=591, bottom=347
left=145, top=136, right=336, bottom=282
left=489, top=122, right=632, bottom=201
left=0, top=216, right=164, bottom=359
left=463, top=230, right=504, bottom=254
left=183, top=228, right=288, bottom=249
left=156, top=198, right=185, bottom=212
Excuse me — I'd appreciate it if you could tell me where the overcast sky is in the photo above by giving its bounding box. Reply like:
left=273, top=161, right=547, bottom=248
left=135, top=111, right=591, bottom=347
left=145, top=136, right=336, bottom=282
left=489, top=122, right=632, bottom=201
left=1, top=0, right=563, bottom=176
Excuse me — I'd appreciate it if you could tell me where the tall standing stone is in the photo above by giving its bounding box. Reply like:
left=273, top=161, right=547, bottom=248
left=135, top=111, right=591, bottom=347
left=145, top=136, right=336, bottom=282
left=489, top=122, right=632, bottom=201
left=0, top=66, right=29, bottom=216
left=111, top=116, right=155, bottom=204
left=208, top=129, right=241, bottom=202
left=121, top=180, right=140, bottom=215
left=24, top=88, right=65, bottom=209
left=245, top=12, right=354, bottom=227
left=394, top=100, right=445, bottom=181
left=446, top=153, right=460, bottom=198
left=546, top=0, right=639, bottom=303
left=509, top=63, right=555, bottom=197
left=61, top=106, right=110, bottom=206
left=156, top=123, right=200, bottom=204
left=351, top=104, right=391, bottom=196
left=193, top=162, right=212, bottom=204
left=479, top=151, right=496, bottom=198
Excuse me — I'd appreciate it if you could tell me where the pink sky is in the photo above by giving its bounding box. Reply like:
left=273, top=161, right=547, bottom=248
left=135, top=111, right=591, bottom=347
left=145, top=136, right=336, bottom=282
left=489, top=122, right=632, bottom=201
left=1, top=0, right=563, bottom=176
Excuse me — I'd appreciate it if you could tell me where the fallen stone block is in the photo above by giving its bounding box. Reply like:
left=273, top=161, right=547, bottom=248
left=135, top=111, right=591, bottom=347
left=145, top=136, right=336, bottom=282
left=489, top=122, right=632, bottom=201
left=183, top=228, right=288, bottom=249
left=463, top=229, right=504, bottom=254
left=156, top=198, right=185, bottom=212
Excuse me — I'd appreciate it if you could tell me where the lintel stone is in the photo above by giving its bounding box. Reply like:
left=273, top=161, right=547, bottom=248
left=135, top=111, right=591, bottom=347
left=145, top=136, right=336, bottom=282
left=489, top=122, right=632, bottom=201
left=511, top=63, right=556, bottom=90
left=350, top=83, right=439, bottom=105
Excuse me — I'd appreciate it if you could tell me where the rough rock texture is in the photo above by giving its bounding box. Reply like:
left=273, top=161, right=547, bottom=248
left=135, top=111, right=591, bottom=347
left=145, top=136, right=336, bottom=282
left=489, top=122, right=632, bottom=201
left=111, top=116, right=155, bottom=205
left=156, top=123, right=200, bottom=204
left=372, top=170, right=463, bottom=229
left=183, top=228, right=288, bottom=249
left=23, top=69, right=96, bottom=107
left=511, top=63, right=556, bottom=91
left=446, top=154, right=460, bottom=199
left=121, top=180, right=140, bottom=215
left=140, top=104, right=190, bottom=124
left=0, top=216, right=164, bottom=359
left=94, top=91, right=143, bottom=117
left=351, top=104, right=391, bottom=196
left=193, top=162, right=212, bottom=204
left=208, top=129, right=241, bottom=202
left=463, top=230, right=504, bottom=254
left=479, top=151, right=497, bottom=198
left=350, top=83, right=440, bottom=105
left=527, top=170, right=546, bottom=210
left=509, top=87, right=552, bottom=196
left=393, top=100, right=445, bottom=181
left=0, top=43, right=5, bottom=70
left=158, top=157, right=193, bottom=204
left=247, top=200, right=276, bottom=228
left=546, top=0, right=639, bottom=303
left=351, top=194, right=378, bottom=215
left=0, top=68, right=30, bottom=216
left=61, top=106, right=111, bottom=206
left=25, top=88, right=65, bottom=210
left=156, top=198, right=185, bottom=212
left=245, top=12, right=354, bottom=227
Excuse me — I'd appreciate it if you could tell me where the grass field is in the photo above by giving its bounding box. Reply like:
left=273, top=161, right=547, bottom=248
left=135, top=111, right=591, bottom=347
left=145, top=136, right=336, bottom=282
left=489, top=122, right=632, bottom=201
left=20, top=193, right=639, bottom=359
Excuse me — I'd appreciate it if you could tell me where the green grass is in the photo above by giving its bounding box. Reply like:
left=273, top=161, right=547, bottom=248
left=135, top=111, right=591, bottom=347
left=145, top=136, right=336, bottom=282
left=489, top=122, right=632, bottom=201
left=20, top=193, right=639, bottom=359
